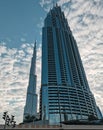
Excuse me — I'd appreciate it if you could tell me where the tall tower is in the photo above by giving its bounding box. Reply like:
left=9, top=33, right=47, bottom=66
left=23, top=42, right=37, bottom=121
left=40, top=4, right=101, bottom=124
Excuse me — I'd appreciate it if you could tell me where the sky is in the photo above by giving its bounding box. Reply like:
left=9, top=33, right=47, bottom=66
left=0, top=0, right=103, bottom=124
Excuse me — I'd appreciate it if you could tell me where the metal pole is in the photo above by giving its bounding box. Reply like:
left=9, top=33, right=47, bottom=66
left=3, top=117, right=7, bottom=130
left=58, top=88, right=62, bottom=127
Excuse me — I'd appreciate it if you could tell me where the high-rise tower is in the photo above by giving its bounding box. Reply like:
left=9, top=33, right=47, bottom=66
left=40, top=4, right=101, bottom=124
left=23, top=42, right=37, bottom=121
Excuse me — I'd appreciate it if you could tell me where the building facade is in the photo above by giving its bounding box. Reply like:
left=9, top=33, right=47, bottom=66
left=40, top=4, right=101, bottom=125
left=23, top=42, right=37, bottom=121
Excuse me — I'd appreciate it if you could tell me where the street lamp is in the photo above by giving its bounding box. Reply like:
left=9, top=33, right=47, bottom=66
left=2, top=111, right=8, bottom=130
left=57, top=89, right=62, bottom=128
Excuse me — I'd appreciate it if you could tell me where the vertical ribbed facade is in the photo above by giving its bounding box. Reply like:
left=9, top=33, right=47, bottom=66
left=23, top=42, right=37, bottom=120
left=40, top=4, right=100, bottom=124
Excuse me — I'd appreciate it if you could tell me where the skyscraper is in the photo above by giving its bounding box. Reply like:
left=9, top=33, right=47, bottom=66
left=23, top=42, right=37, bottom=121
left=40, top=4, right=101, bottom=125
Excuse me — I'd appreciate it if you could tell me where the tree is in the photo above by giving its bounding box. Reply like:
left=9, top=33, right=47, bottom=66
left=2, top=111, right=16, bottom=129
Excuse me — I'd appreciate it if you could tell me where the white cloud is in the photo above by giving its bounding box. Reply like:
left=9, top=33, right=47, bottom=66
left=58, top=0, right=71, bottom=6
left=20, top=38, right=26, bottom=42
left=39, top=0, right=52, bottom=7
left=0, top=43, right=41, bottom=124
left=37, top=17, right=44, bottom=36
left=39, top=0, right=53, bottom=12
left=37, top=17, right=44, bottom=29
left=66, top=0, right=103, bottom=114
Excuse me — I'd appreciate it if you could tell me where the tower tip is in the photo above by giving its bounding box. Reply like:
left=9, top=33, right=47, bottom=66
left=53, top=1, right=58, bottom=8
left=34, top=40, right=37, bottom=48
left=53, top=0, right=55, bottom=7
left=56, top=2, right=58, bottom=7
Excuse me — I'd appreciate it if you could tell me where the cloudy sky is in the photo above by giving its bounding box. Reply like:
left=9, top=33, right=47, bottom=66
left=0, top=0, right=103, bottom=124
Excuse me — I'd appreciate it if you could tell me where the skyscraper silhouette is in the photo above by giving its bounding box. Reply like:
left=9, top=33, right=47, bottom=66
left=23, top=42, right=37, bottom=121
left=40, top=4, right=102, bottom=125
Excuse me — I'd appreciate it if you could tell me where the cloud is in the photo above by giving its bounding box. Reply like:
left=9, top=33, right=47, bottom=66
left=58, top=0, right=71, bottom=6
left=39, top=0, right=103, bottom=115
left=37, top=17, right=44, bottom=29
left=20, top=38, right=26, bottom=42
left=37, top=17, right=44, bottom=36
left=0, top=42, right=41, bottom=124
left=66, top=0, right=103, bottom=114
left=39, top=0, right=53, bottom=12
left=39, top=0, right=52, bottom=7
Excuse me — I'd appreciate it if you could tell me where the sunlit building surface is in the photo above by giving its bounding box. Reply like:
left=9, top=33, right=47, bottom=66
left=40, top=4, right=102, bottom=125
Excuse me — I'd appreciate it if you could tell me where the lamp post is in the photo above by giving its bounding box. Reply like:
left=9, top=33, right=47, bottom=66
left=2, top=111, right=16, bottom=129
left=2, top=111, right=8, bottom=130
left=57, top=89, right=62, bottom=128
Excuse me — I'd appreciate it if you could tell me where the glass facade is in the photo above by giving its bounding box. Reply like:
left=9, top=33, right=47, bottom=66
left=40, top=4, right=101, bottom=124
left=23, top=42, right=37, bottom=121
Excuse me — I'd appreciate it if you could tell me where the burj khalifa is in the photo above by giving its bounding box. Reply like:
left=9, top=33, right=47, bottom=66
left=23, top=42, right=37, bottom=121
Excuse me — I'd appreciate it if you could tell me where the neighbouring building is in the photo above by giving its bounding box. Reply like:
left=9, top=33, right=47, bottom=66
left=39, top=4, right=102, bottom=125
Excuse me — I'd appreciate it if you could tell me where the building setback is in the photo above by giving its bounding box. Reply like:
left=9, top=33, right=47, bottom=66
left=23, top=42, right=37, bottom=121
left=40, top=4, right=102, bottom=125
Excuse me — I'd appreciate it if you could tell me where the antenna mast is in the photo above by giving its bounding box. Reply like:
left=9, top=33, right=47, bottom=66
left=53, top=0, right=55, bottom=7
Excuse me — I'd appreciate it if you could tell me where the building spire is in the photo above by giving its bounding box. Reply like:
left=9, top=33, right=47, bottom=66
left=53, top=1, right=58, bottom=8
left=53, top=0, right=57, bottom=7
left=35, top=40, right=36, bottom=48
left=23, top=40, right=37, bottom=121
left=32, top=40, right=37, bottom=75
left=53, top=0, right=55, bottom=7
left=33, top=40, right=36, bottom=59
left=56, top=2, right=58, bottom=7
